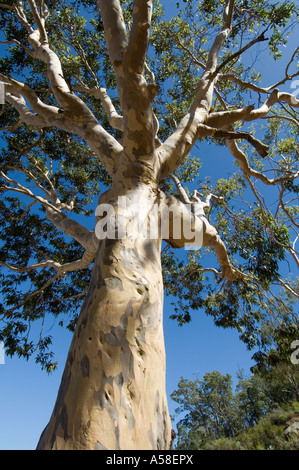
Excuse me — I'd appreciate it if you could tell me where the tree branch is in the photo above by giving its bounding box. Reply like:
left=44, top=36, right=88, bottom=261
left=1, top=249, right=96, bottom=276
left=96, top=0, right=128, bottom=70
left=225, top=138, right=299, bottom=185
left=4, top=91, right=49, bottom=129
left=0, top=260, right=61, bottom=273
left=213, top=129, right=269, bottom=157
left=73, top=85, right=124, bottom=132
left=158, top=0, right=235, bottom=178
left=206, top=88, right=299, bottom=131
left=0, top=170, right=63, bottom=213
left=169, top=173, right=190, bottom=204
left=215, top=31, right=268, bottom=74
left=160, top=189, right=238, bottom=281
left=2, top=273, right=60, bottom=318
left=45, top=207, right=99, bottom=252
left=1, top=75, right=60, bottom=121
left=28, top=0, right=48, bottom=46
left=1, top=2, right=123, bottom=175
left=1, top=75, right=122, bottom=175
left=125, top=0, right=154, bottom=74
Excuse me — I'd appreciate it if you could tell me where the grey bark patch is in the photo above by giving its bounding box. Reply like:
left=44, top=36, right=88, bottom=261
left=80, top=355, right=90, bottom=377
left=154, top=391, right=169, bottom=450
left=105, top=301, right=136, bottom=383
left=143, top=239, right=157, bottom=262
left=119, top=245, right=148, bottom=271
left=94, top=372, right=135, bottom=442
left=48, top=403, right=69, bottom=449
left=148, top=424, right=156, bottom=449
left=106, top=276, right=124, bottom=291
left=95, top=441, right=108, bottom=450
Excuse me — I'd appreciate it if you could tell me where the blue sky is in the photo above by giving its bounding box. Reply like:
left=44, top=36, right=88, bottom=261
left=0, top=0, right=298, bottom=450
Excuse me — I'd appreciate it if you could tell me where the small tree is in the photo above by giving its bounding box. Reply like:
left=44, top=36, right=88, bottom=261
left=171, top=372, right=241, bottom=448
left=0, top=0, right=298, bottom=450
left=171, top=369, right=299, bottom=450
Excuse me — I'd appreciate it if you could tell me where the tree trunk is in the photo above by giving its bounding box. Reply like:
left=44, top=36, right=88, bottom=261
left=37, top=183, right=172, bottom=450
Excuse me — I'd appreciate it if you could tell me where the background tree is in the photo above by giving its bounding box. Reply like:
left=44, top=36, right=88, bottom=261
left=171, top=367, right=299, bottom=450
left=171, top=371, right=242, bottom=448
left=0, top=0, right=298, bottom=450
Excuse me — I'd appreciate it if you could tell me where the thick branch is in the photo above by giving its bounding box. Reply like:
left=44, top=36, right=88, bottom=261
left=96, top=0, right=128, bottom=70
left=160, top=191, right=238, bottom=281
left=213, top=129, right=269, bottom=157
left=28, top=0, right=48, bottom=45
left=1, top=76, right=122, bottom=174
left=56, top=250, right=96, bottom=275
left=0, top=250, right=95, bottom=276
left=1, top=76, right=60, bottom=121
left=4, top=91, right=49, bottom=129
left=158, top=0, right=235, bottom=178
left=169, top=173, right=190, bottom=204
left=206, top=89, right=299, bottom=131
left=45, top=207, right=99, bottom=252
left=2, top=2, right=123, bottom=174
left=125, top=0, right=154, bottom=74
left=73, top=85, right=124, bottom=132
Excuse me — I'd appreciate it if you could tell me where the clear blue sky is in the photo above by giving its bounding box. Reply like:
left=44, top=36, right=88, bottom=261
left=0, top=1, right=298, bottom=450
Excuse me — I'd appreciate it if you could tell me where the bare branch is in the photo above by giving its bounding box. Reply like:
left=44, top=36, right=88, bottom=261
left=1, top=76, right=123, bottom=175
left=0, top=260, right=61, bottom=273
left=56, top=249, right=96, bottom=275
left=161, top=189, right=238, bottom=281
left=0, top=170, right=63, bottom=213
left=213, top=128, right=269, bottom=157
left=262, top=114, right=299, bottom=128
left=96, top=0, right=128, bottom=70
left=169, top=173, right=190, bottom=204
left=218, top=72, right=270, bottom=93
left=125, top=0, right=154, bottom=74
left=215, top=31, right=268, bottom=74
left=1, top=76, right=60, bottom=121
left=207, top=89, right=299, bottom=132
left=158, top=0, right=235, bottom=178
left=225, top=138, right=299, bottom=185
left=45, top=207, right=99, bottom=252
left=73, top=85, right=124, bottom=132
left=28, top=0, right=48, bottom=45
left=223, top=0, right=235, bottom=29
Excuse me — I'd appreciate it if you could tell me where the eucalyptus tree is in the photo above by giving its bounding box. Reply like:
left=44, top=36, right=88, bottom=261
left=0, top=0, right=298, bottom=450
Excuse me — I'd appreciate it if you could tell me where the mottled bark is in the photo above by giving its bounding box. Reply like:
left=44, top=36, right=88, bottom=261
left=37, top=183, right=172, bottom=450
